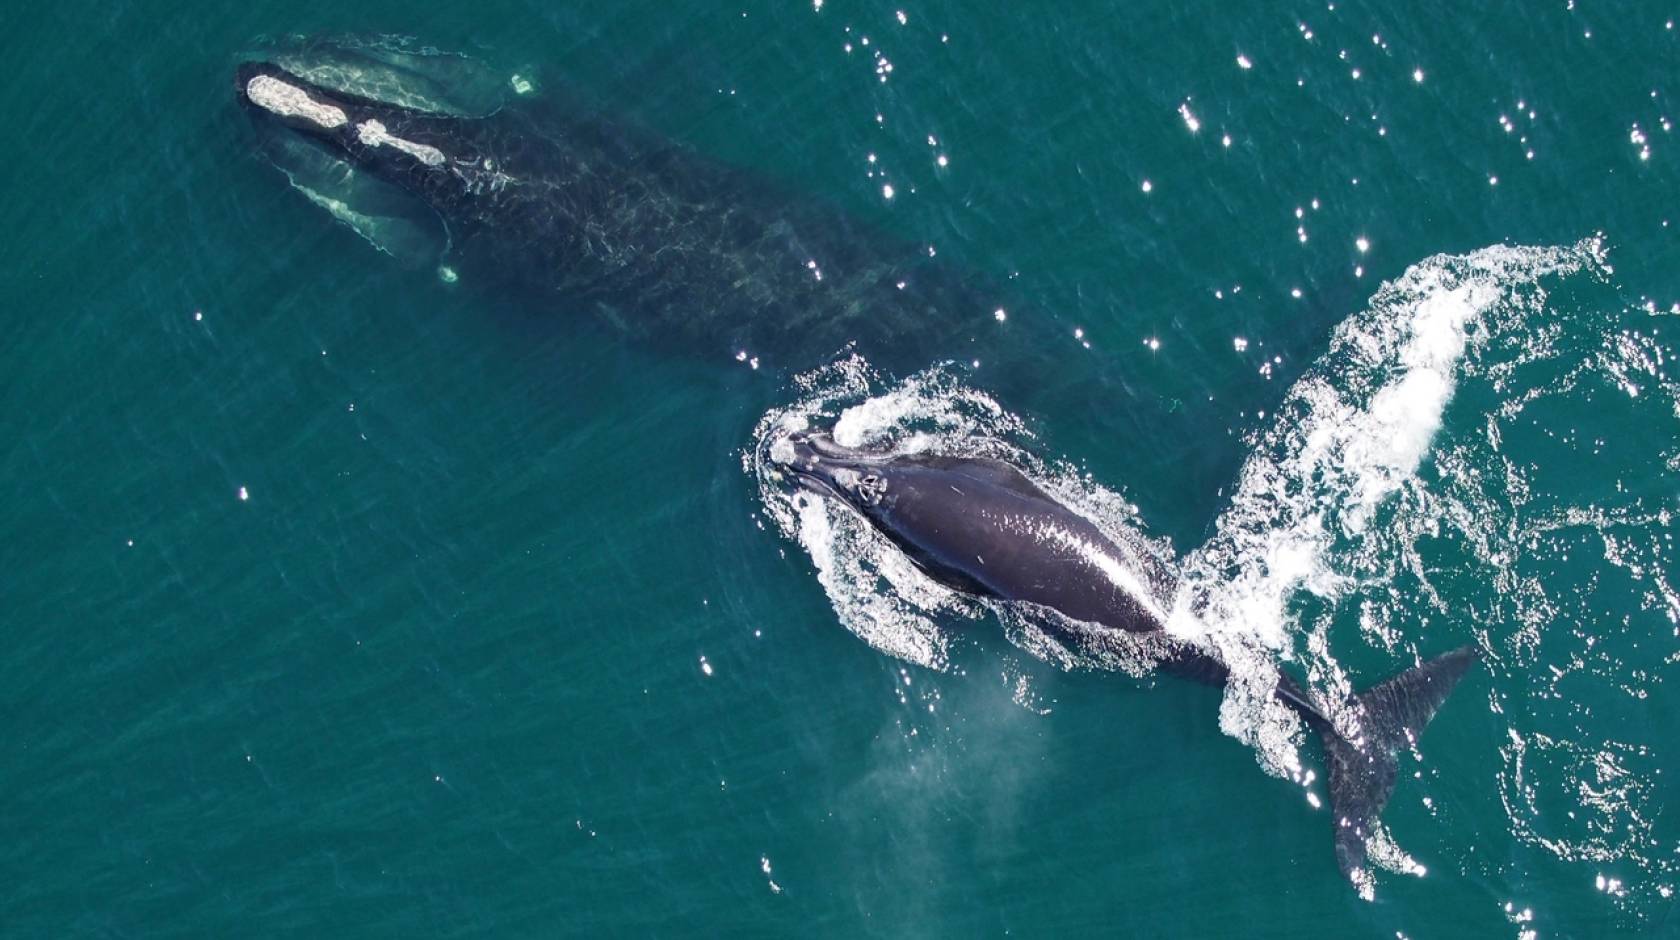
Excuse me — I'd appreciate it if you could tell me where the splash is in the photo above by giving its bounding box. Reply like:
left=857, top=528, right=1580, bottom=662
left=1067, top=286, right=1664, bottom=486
left=748, top=358, right=991, bottom=670
left=1171, top=240, right=1608, bottom=783
left=1179, top=237, right=1678, bottom=909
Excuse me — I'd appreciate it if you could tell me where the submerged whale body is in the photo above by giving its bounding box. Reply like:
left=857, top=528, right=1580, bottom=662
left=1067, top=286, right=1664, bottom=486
left=234, top=38, right=998, bottom=369
left=770, top=429, right=1479, bottom=884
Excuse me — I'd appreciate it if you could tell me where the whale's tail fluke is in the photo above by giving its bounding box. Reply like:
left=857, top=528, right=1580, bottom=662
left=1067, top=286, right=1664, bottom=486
left=1314, top=644, right=1479, bottom=883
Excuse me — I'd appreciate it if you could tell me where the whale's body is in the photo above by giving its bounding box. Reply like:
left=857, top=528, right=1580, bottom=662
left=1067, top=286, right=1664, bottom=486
left=779, top=437, right=1175, bottom=634
left=772, top=430, right=1478, bottom=884
left=235, top=50, right=988, bottom=368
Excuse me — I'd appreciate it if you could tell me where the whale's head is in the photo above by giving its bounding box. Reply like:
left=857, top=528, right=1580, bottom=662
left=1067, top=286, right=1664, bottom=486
left=236, top=61, right=459, bottom=185
left=233, top=38, right=524, bottom=269
left=767, top=430, right=895, bottom=515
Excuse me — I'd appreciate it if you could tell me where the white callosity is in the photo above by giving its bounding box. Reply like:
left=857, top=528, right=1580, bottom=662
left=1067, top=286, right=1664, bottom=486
left=246, top=74, right=348, bottom=129
left=246, top=72, right=448, bottom=169
left=355, top=119, right=447, bottom=167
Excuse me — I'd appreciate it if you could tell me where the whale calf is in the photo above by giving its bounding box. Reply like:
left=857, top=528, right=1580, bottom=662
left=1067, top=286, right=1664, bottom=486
left=770, top=429, right=1478, bottom=883
left=233, top=38, right=1000, bottom=370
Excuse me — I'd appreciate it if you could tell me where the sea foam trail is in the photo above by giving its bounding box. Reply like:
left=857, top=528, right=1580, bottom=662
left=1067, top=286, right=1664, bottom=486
left=1168, top=240, right=1606, bottom=788
left=748, top=239, right=1612, bottom=889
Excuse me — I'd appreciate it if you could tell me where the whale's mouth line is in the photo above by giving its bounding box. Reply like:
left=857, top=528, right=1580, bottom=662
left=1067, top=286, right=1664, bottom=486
left=766, top=431, right=850, bottom=502
left=782, top=464, right=844, bottom=501
left=767, top=449, right=834, bottom=499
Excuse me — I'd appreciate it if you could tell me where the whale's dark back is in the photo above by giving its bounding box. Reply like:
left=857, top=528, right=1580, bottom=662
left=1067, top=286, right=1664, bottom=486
left=448, top=96, right=1000, bottom=370
left=858, top=454, right=1172, bottom=634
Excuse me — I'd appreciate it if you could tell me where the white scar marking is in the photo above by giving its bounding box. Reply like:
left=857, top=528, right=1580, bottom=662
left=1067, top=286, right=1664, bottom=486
left=355, top=119, right=446, bottom=166
left=245, top=75, right=347, bottom=128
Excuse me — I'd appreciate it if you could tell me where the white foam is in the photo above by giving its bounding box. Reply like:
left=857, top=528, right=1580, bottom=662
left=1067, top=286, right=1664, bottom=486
left=1174, top=239, right=1604, bottom=778
left=246, top=74, right=347, bottom=128
left=749, top=359, right=1002, bottom=670
left=830, top=368, right=1010, bottom=449
left=791, top=489, right=962, bottom=669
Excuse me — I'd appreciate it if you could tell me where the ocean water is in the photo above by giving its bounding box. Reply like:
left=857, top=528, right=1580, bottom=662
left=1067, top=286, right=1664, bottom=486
left=4, top=2, right=1678, bottom=937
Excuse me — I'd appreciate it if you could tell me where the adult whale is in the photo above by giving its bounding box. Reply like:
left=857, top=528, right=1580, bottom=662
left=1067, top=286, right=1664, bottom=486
left=233, top=41, right=1006, bottom=372
left=769, top=428, right=1479, bottom=885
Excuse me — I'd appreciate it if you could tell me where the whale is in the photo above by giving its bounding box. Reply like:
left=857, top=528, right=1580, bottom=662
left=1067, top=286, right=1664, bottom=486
left=233, top=40, right=1003, bottom=371
left=769, top=428, right=1479, bottom=884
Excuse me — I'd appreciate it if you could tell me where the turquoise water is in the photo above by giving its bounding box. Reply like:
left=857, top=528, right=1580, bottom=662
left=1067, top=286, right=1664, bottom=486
left=5, top=2, right=1678, bottom=936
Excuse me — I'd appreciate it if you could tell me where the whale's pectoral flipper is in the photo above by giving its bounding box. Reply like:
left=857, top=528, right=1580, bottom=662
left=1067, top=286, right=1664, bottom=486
left=258, top=131, right=450, bottom=267
left=1319, top=644, right=1480, bottom=881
